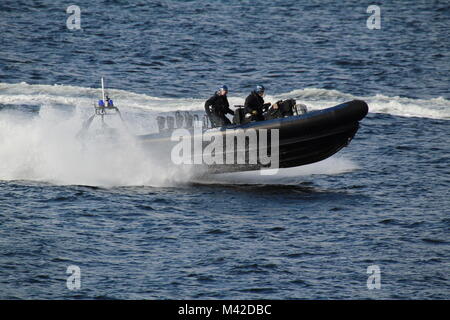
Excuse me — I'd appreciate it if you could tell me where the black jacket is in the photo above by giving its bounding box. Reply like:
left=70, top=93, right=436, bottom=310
left=244, top=91, right=265, bottom=115
left=204, top=93, right=234, bottom=117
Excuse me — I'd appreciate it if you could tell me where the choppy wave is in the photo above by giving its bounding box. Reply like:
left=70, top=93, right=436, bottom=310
left=275, top=88, right=450, bottom=120
left=1, top=82, right=449, bottom=120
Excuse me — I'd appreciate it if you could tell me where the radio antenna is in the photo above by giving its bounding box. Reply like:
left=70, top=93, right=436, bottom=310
left=101, top=77, right=106, bottom=104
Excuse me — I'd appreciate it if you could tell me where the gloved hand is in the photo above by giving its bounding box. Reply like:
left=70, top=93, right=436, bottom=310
left=263, top=103, right=271, bottom=111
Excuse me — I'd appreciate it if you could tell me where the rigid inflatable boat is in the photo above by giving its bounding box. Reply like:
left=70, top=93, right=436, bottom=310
left=138, top=99, right=369, bottom=173
left=78, top=79, right=368, bottom=174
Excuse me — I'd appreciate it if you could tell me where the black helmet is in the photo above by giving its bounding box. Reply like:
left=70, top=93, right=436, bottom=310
left=255, top=85, right=265, bottom=93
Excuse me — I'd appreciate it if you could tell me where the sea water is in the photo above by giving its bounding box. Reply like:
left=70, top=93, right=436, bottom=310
left=0, top=0, right=448, bottom=299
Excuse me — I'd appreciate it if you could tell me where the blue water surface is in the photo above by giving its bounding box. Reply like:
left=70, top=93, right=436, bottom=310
left=0, top=0, right=449, bottom=299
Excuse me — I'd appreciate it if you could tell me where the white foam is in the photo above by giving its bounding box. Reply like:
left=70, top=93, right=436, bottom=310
left=0, top=81, right=447, bottom=186
left=272, top=88, right=450, bottom=120
left=0, top=105, right=198, bottom=187
left=196, top=157, right=359, bottom=185
left=1, top=82, right=449, bottom=120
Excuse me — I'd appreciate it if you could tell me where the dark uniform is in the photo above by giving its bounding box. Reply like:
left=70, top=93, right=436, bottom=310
left=244, top=91, right=270, bottom=121
left=204, top=93, right=234, bottom=127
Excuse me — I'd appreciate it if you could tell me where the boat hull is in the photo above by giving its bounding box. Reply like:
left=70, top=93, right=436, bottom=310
left=138, top=100, right=368, bottom=173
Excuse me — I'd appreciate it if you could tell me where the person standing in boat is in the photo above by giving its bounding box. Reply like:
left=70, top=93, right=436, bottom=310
left=244, top=85, right=271, bottom=121
left=204, top=85, right=234, bottom=127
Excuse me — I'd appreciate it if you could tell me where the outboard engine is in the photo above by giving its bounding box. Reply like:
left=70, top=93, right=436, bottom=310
left=265, top=99, right=307, bottom=120
left=157, top=111, right=201, bottom=132
left=203, top=114, right=211, bottom=129
left=279, top=99, right=296, bottom=117
left=175, top=111, right=184, bottom=128
left=296, top=103, right=308, bottom=114
left=233, top=105, right=245, bottom=125
left=166, top=116, right=175, bottom=130
left=184, top=111, right=194, bottom=128
left=156, top=116, right=166, bottom=133
left=193, top=114, right=199, bottom=124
